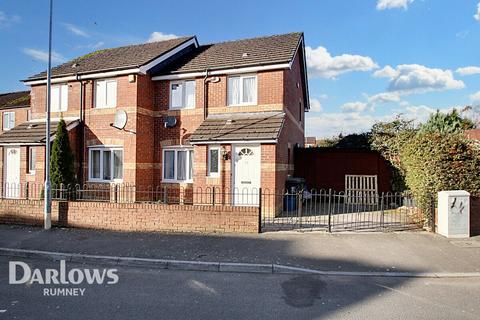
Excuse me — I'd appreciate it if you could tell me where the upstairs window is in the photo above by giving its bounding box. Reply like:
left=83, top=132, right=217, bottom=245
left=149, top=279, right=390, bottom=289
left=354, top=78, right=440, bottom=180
left=51, top=84, right=68, bottom=112
left=95, top=79, right=117, bottom=108
left=163, top=147, right=194, bottom=182
left=3, top=112, right=15, bottom=130
left=228, top=75, right=257, bottom=106
left=170, top=80, right=195, bottom=109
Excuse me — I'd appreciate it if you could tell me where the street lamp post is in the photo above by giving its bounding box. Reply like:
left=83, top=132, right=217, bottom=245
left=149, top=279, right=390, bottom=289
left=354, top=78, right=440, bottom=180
left=44, top=0, right=53, bottom=230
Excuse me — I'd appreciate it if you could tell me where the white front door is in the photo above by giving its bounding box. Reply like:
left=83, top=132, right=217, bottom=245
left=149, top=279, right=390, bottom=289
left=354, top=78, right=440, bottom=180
left=233, top=145, right=261, bottom=206
left=4, top=147, right=20, bottom=198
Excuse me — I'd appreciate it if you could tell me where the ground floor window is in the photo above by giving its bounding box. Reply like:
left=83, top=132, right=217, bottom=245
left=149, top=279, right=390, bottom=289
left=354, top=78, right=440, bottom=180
left=208, top=146, right=220, bottom=177
left=27, top=147, right=36, bottom=174
left=163, top=147, right=193, bottom=183
left=88, top=147, right=123, bottom=182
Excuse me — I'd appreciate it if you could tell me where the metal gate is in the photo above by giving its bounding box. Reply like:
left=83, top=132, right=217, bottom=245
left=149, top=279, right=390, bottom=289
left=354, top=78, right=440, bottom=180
left=260, top=190, right=426, bottom=232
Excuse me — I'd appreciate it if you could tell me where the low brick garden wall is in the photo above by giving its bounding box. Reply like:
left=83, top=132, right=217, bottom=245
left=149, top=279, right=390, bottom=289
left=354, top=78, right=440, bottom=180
left=0, top=199, right=260, bottom=233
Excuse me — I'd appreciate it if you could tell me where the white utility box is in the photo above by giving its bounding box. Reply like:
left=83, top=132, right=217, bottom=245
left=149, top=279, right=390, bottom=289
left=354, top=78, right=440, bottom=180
left=437, top=190, right=470, bottom=238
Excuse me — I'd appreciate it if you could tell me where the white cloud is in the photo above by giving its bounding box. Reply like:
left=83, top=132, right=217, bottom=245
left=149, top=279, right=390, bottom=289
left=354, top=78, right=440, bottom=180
left=309, top=98, right=323, bottom=112
left=456, top=66, right=480, bottom=76
left=470, top=91, right=480, bottom=103
left=147, top=32, right=179, bottom=43
left=0, top=11, right=21, bottom=28
left=375, top=64, right=464, bottom=95
left=305, top=103, right=457, bottom=138
left=368, top=92, right=401, bottom=104
left=341, top=102, right=368, bottom=112
left=376, top=0, right=414, bottom=10
left=22, top=48, right=66, bottom=63
left=475, top=2, right=480, bottom=21
left=63, top=23, right=89, bottom=37
left=373, top=65, right=398, bottom=78
left=74, top=41, right=105, bottom=50
left=306, top=46, right=378, bottom=79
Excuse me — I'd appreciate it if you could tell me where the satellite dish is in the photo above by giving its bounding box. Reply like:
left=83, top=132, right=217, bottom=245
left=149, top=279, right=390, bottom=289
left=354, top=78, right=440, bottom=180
left=112, top=109, right=128, bottom=129
left=164, top=116, right=177, bottom=128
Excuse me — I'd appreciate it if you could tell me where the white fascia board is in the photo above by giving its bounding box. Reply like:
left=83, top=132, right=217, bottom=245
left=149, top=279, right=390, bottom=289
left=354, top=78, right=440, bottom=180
left=138, top=38, right=198, bottom=74
left=0, top=143, right=42, bottom=146
left=190, top=139, right=277, bottom=145
left=24, top=69, right=140, bottom=85
left=152, top=63, right=291, bottom=81
left=29, top=116, right=80, bottom=123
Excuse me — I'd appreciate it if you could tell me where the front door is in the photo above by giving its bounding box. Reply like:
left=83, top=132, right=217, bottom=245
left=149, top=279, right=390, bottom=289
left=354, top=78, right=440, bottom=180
left=233, top=145, right=261, bottom=206
left=4, top=147, right=20, bottom=198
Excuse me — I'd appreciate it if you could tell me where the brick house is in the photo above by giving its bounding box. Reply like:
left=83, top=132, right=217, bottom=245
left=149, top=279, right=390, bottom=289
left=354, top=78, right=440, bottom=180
left=0, top=91, right=32, bottom=197
left=0, top=32, right=309, bottom=207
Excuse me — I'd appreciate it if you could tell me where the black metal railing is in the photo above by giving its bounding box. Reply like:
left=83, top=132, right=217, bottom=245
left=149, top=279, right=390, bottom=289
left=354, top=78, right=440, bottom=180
left=0, top=183, right=430, bottom=232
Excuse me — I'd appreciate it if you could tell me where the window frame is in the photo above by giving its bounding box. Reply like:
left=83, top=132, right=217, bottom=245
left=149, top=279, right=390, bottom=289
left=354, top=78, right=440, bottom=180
left=50, top=83, right=69, bottom=112
left=2, top=112, right=15, bottom=130
left=27, top=147, right=36, bottom=174
left=169, top=80, right=196, bottom=110
left=94, top=78, right=117, bottom=109
left=227, top=74, right=257, bottom=106
left=162, top=147, right=194, bottom=183
left=88, top=146, right=124, bottom=183
left=207, top=146, right=221, bottom=177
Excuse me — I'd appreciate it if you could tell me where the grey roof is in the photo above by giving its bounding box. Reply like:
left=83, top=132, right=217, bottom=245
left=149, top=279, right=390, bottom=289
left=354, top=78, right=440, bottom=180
left=188, top=112, right=285, bottom=143
left=0, top=91, right=30, bottom=110
left=0, top=120, right=78, bottom=144
left=155, top=32, right=303, bottom=74
left=26, top=37, right=195, bottom=81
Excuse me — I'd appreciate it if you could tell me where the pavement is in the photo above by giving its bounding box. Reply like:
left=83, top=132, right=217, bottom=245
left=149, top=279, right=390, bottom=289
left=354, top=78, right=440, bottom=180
left=1, top=255, right=480, bottom=320
left=1, top=224, right=480, bottom=275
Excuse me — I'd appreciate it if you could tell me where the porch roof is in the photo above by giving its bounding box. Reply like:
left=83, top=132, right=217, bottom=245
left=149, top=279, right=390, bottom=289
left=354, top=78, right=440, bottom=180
left=0, top=120, right=79, bottom=145
left=188, top=112, right=285, bottom=143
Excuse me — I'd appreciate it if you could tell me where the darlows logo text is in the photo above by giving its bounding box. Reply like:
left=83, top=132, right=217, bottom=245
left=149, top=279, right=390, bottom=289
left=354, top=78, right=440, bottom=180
left=9, top=260, right=119, bottom=296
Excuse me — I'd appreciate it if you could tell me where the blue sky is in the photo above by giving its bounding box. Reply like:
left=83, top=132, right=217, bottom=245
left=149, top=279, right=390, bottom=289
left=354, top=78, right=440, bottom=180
left=1, top=0, right=479, bottom=137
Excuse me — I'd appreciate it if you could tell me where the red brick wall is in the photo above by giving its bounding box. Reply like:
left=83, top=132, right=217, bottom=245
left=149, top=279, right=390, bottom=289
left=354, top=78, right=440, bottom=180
left=0, top=199, right=260, bottom=233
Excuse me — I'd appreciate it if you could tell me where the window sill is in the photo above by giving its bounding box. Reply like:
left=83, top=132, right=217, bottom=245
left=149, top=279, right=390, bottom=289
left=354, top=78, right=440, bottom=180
left=26, top=172, right=35, bottom=176
left=162, top=180, right=193, bottom=184
left=86, top=179, right=124, bottom=184
left=94, top=106, right=117, bottom=109
left=227, top=103, right=257, bottom=107
left=168, top=106, right=195, bottom=111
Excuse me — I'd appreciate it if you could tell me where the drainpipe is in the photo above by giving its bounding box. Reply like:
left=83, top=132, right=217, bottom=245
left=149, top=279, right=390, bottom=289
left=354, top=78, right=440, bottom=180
left=203, top=69, right=209, bottom=120
left=75, top=74, right=85, bottom=184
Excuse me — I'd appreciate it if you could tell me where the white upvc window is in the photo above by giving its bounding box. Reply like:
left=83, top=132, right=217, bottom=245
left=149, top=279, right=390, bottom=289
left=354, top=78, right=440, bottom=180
left=170, top=80, right=196, bottom=109
left=95, top=79, right=117, bottom=108
left=207, top=146, right=220, bottom=177
left=2, top=112, right=15, bottom=130
left=50, top=84, right=68, bottom=112
left=163, top=147, right=194, bottom=183
left=228, top=74, right=257, bottom=106
left=28, top=147, right=36, bottom=174
left=88, top=147, right=123, bottom=182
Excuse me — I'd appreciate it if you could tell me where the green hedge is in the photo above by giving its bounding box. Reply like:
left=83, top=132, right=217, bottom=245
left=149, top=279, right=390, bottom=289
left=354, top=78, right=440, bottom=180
left=401, top=133, right=480, bottom=213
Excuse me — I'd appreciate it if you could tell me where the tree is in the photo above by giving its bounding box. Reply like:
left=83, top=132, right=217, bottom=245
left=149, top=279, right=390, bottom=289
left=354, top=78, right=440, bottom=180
left=419, top=109, right=474, bottom=134
left=50, top=119, right=76, bottom=188
left=369, top=116, right=417, bottom=191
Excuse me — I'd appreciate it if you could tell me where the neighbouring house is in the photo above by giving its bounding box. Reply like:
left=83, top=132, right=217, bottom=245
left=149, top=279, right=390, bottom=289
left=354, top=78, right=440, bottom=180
left=466, top=129, right=480, bottom=141
left=305, top=136, right=316, bottom=147
left=0, top=91, right=32, bottom=197
left=0, top=32, right=309, bottom=209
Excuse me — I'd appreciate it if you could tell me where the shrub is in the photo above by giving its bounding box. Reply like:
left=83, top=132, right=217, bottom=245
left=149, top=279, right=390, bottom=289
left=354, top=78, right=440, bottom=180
left=419, top=109, right=475, bottom=134
left=401, top=133, right=480, bottom=214
left=50, top=119, right=76, bottom=188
